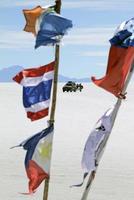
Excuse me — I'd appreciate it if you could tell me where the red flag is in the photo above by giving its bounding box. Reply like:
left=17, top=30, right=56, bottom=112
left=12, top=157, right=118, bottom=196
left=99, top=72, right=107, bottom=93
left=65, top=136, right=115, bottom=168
left=91, top=46, right=134, bottom=97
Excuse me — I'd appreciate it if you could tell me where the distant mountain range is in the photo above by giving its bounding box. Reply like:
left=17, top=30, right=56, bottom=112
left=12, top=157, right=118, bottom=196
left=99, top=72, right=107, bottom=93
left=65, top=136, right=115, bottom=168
left=0, top=65, right=90, bottom=83
left=0, top=66, right=24, bottom=82
left=58, top=74, right=89, bottom=82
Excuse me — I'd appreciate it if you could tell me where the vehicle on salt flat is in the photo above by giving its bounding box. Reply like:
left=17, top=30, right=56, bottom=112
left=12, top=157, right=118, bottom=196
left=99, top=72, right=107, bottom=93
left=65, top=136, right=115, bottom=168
left=62, top=81, right=83, bottom=92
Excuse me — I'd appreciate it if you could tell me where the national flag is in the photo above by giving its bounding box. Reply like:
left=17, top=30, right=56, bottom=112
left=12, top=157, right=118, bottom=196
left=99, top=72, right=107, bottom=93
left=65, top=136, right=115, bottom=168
left=22, top=5, right=73, bottom=48
left=13, top=125, right=54, bottom=194
left=92, top=46, right=134, bottom=97
left=23, top=5, right=54, bottom=35
left=81, top=107, right=114, bottom=175
left=35, top=8, right=73, bottom=48
left=13, top=61, right=55, bottom=121
left=72, top=106, right=115, bottom=187
left=110, top=18, right=134, bottom=48
left=91, top=18, right=134, bottom=98
left=23, top=6, right=44, bottom=35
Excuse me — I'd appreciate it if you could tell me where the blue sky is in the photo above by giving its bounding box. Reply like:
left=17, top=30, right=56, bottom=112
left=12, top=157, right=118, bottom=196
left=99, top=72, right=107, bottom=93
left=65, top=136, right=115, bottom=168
left=0, top=0, right=134, bottom=78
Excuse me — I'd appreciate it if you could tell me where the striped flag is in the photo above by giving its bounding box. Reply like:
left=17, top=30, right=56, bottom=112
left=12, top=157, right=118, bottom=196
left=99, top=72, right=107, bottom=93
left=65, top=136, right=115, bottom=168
left=13, top=125, right=54, bottom=194
left=13, top=61, right=55, bottom=121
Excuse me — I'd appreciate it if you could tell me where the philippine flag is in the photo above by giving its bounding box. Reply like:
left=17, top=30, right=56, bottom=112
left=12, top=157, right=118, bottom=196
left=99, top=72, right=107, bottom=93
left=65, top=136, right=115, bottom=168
left=15, top=124, right=54, bottom=194
left=13, top=61, right=55, bottom=121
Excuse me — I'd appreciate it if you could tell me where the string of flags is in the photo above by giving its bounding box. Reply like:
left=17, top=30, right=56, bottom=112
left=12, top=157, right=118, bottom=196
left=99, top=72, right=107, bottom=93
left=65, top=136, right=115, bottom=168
left=73, top=17, right=134, bottom=193
left=13, top=5, right=72, bottom=121
left=12, top=3, right=73, bottom=194
left=11, top=1, right=134, bottom=197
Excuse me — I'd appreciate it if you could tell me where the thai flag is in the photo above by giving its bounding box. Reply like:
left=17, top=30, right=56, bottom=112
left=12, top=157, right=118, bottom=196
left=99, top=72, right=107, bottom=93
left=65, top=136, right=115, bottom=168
left=13, top=124, right=54, bottom=194
left=13, top=61, right=55, bottom=121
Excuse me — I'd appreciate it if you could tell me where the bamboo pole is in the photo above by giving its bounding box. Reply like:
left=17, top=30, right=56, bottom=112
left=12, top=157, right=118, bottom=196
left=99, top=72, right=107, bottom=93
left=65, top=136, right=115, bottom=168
left=81, top=61, right=134, bottom=200
left=43, top=1, right=61, bottom=200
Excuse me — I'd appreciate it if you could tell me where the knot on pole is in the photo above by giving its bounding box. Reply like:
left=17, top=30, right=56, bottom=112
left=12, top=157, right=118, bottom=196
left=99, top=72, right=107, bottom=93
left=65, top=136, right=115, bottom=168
left=48, top=119, right=55, bottom=125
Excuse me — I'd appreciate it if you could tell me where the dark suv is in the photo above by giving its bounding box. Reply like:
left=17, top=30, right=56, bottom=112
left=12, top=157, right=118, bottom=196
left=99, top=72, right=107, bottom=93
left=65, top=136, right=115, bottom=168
left=62, top=81, right=77, bottom=92
left=62, top=81, right=83, bottom=92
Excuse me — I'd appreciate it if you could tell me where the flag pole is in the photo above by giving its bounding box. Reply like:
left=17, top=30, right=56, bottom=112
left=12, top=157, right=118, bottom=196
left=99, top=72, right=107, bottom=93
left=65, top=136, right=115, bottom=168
left=43, top=1, right=61, bottom=200
left=81, top=61, right=134, bottom=200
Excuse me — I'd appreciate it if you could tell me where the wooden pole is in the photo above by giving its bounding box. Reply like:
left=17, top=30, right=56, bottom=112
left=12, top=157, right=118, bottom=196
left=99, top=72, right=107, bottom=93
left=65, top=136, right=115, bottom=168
left=43, top=1, right=61, bottom=200
left=81, top=62, right=134, bottom=200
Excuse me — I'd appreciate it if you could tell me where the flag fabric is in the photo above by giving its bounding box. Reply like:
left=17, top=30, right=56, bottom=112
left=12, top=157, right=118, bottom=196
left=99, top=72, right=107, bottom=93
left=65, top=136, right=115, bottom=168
left=71, top=106, right=115, bottom=187
left=23, top=5, right=54, bottom=35
left=35, top=9, right=73, bottom=48
left=110, top=18, right=134, bottom=48
left=22, top=5, right=73, bottom=48
left=81, top=107, right=114, bottom=174
left=92, top=46, right=134, bottom=97
left=13, top=61, right=55, bottom=121
left=91, top=17, right=134, bottom=98
left=23, top=6, right=45, bottom=35
left=16, top=124, right=54, bottom=194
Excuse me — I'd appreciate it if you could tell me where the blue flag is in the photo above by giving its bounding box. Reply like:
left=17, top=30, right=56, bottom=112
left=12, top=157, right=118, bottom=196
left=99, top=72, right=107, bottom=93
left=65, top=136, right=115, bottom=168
left=35, top=11, right=73, bottom=48
left=110, top=17, right=134, bottom=47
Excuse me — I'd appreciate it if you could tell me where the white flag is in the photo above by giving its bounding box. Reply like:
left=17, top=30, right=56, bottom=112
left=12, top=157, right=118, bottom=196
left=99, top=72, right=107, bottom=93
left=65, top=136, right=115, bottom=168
left=81, top=106, right=114, bottom=173
left=71, top=104, right=118, bottom=187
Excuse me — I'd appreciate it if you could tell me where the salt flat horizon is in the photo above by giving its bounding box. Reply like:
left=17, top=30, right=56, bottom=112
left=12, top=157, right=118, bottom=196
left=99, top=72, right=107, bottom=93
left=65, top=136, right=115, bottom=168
left=0, top=83, right=134, bottom=200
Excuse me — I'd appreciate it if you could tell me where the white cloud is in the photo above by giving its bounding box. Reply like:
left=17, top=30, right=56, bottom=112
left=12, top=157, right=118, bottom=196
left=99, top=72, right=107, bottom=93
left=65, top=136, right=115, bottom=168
left=0, top=0, right=53, bottom=7
left=80, top=51, right=107, bottom=57
left=0, top=30, right=34, bottom=50
left=63, top=0, right=134, bottom=10
left=96, top=62, right=107, bottom=67
left=0, top=27, right=114, bottom=49
left=63, top=27, right=114, bottom=46
left=0, top=0, right=134, bottom=11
